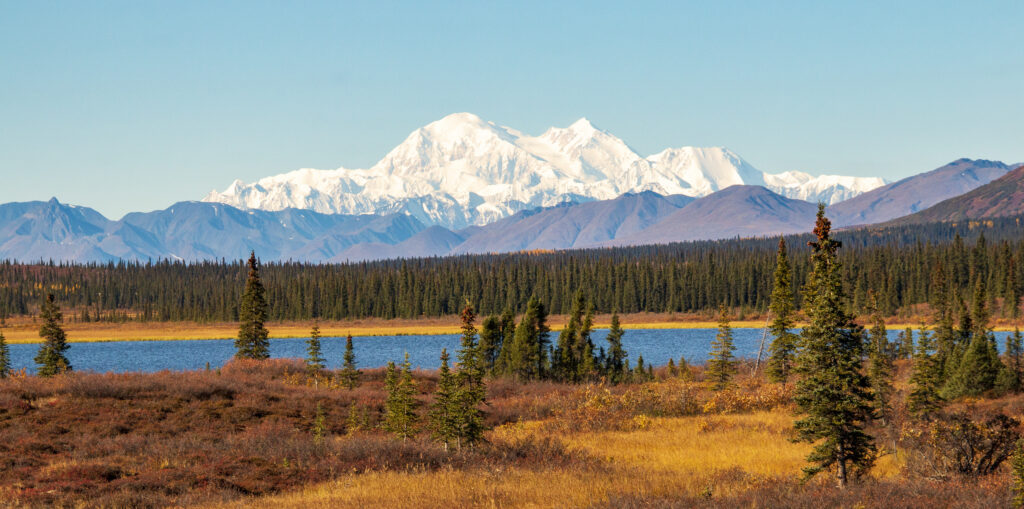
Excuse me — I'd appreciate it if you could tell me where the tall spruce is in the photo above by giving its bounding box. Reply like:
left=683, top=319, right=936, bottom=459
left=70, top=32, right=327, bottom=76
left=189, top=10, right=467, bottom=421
left=604, top=311, right=628, bottom=384
left=706, top=304, right=737, bottom=391
left=339, top=334, right=361, bottom=389
left=478, top=315, right=502, bottom=372
left=907, top=327, right=943, bottom=418
left=492, top=307, right=517, bottom=375
left=944, top=280, right=1000, bottom=398
left=1008, top=328, right=1024, bottom=390
left=767, top=237, right=798, bottom=383
left=792, top=205, right=876, bottom=487
left=454, top=302, right=486, bottom=449
left=865, top=293, right=894, bottom=424
left=305, top=322, right=325, bottom=372
left=505, top=296, right=549, bottom=381
left=0, top=329, right=10, bottom=379
left=1006, top=253, right=1021, bottom=319
left=35, top=294, right=71, bottom=377
left=236, top=252, right=270, bottom=360
left=428, top=349, right=458, bottom=450
left=384, top=353, right=419, bottom=440
left=553, top=290, right=596, bottom=382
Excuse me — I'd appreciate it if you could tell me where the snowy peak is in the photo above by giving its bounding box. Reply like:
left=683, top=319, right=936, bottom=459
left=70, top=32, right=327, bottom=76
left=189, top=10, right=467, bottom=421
left=203, top=113, right=887, bottom=229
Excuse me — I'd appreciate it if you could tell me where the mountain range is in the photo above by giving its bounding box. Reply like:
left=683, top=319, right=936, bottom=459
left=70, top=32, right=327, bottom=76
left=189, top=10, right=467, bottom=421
left=1, top=111, right=1020, bottom=263
left=202, top=113, right=885, bottom=230
left=1, top=157, right=1018, bottom=263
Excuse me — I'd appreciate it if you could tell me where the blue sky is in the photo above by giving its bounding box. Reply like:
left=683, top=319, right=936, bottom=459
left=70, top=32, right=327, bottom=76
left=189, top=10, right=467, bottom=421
left=1, top=1, right=1022, bottom=218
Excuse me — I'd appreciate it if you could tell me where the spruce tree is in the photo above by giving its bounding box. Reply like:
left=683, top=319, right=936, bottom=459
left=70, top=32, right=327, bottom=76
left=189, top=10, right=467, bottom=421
left=454, top=302, right=486, bottom=449
left=339, top=334, right=361, bottom=389
left=0, top=329, right=10, bottom=379
left=899, top=327, right=914, bottom=359
left=792, top=205, right=875, bottom=487
left=678, top=356, right=693, bottom=381
left=236, top=252, right=270, bottom=360
left=478, top=315, right=502, bottom=372
left=305, top=322, right=325, bottom=372
left=428, top=349, right=458, bottom=450
left=907, top=327, right=943, bottom=418
left=553, top=291, right=596, bottom=382
left=866, top=293, right=895, bottom=424
left=767, top=237, right=798, bottom=383
left=604, top=312, right=628, bottom=384
left=707, top=304, right=737, bottom=391
left=492, top=307, right=517, bottom=375
left=634, top=355, right=646, bottom=382
left=1006, top=254, right=1020, bottom=319
left=505, top=296, right=548, bottom=381
left=944, top=281, right=1000, bottom=398
left=35, top=294, right=71, bottom=377
left=1008, top=328, right=1024, bottom=389
left=384, top=353, right=419, bottom=440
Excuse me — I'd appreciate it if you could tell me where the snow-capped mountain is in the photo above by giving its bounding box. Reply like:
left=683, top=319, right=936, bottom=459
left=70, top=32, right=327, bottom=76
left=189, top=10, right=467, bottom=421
left=203, top=113, right=886, bottom=229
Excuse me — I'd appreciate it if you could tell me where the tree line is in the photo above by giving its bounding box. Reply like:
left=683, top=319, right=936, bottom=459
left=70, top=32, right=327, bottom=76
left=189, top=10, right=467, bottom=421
left=1, top=215, right=1023, bottom=322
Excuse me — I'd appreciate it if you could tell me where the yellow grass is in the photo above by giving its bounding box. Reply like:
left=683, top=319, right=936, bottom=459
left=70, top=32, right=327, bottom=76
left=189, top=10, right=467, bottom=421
left=4, top=307, right=1009, bottom=343
left=208, top=410, right=901, bottom=509
left=0, top=314, right=768, bottom=344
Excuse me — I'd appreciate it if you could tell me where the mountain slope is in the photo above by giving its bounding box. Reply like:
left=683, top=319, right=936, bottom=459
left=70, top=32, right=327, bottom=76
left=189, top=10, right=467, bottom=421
left=203, top=113, right=884, bottom=228
left=828, top=159, right=1015, bottom=226
left=609, top=186, right=820, bottom=246
left=451, top=191, right=691, bottom=254
left=886, top=165, right=1024, bottom=225
left=0, top=199, right=132, bottom=262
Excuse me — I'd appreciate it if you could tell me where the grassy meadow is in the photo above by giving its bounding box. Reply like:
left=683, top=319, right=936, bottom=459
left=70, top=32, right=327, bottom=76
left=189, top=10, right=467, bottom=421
left=0, top=356, right=1019, bottom=508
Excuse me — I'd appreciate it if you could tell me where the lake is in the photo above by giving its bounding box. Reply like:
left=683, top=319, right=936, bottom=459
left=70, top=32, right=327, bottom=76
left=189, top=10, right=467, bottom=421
left=7, top=328, right=1018, bottom=374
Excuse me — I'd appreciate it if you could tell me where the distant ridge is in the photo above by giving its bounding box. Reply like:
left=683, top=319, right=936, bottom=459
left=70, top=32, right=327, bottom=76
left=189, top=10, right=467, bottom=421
left=828, top=158, right=1015, bottom=226
left=886, top=164, right=1024, bottom=225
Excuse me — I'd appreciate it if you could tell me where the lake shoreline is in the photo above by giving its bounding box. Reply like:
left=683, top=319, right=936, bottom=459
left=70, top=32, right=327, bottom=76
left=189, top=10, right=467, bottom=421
left=4, top=314, right=1019, bottom=343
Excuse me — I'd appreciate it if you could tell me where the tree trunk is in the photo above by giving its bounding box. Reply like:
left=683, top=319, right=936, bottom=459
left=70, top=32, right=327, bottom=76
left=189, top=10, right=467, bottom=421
left=836, top=443, right=848, bottom=488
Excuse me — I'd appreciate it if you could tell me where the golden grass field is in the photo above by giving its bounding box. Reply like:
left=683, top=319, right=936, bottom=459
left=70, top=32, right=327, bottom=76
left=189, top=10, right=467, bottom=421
left=4, top=310, right=999, bottom=344
left=208, top=410, right=903, bottom=509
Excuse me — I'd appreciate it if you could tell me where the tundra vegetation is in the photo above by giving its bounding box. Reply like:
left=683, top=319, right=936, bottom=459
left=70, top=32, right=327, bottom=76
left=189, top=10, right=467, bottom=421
left=2, top=211, right=1024, bottom=508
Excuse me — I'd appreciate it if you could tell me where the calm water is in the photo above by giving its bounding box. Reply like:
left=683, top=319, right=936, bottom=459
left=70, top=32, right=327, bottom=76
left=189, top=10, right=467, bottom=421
left=8, top=328, right=1018, bottom=374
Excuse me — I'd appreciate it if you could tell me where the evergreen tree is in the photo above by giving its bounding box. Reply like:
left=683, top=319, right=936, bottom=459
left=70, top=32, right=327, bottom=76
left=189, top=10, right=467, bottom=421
left=478, top=315, right=502, bottom=372
left=236, top=252, right=270, bottom=360
left=866, top=293, right=895, bottom=424
left=944, top=280, right=1000, bottom=398
left=384, top=353, right=419, bottom=440
left=898, top=327, right=915, bottom=359
left=1006, top=254, right=1021, bottom=319
left=428, top=349, right=458, bottom=450
left=339, top=334, right=361, bottom=389
left=35, top=294, right=71, bottom=377
left=505, top=296, right=549, bottom=381
left=907, top=327, right=943, bottom=418
left=667, top=357, right=677, bottom=377
left=767, top=237, right=798, bottom=383
left=552, top=290, right=596, bottom=382
left=0, top=329, right=10, bottom=379
left=305, top=322, right=325, bottom=372
left=1008, top=328, right=1024, bottom=388
left=311, top=402, right=327, bottom=445
left=492, top=307, right=517, bottom=374
left=678, top=356, right=693, bottom=381
left=793, top=205, right=875, bottom=487
left=604, top=312, right=628, bottom=384
left=707, top=304, right=737, bottom=391
left=454, top=302, right=486, bottom=449
left=634, top=355, right=646, bottom=382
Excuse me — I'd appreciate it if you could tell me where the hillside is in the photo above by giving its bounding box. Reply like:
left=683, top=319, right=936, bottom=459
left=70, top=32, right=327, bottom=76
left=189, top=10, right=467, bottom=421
left=888, top=165, right=1024, bottom=224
